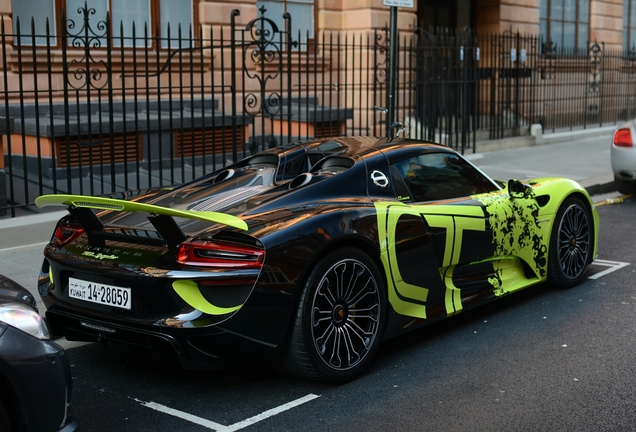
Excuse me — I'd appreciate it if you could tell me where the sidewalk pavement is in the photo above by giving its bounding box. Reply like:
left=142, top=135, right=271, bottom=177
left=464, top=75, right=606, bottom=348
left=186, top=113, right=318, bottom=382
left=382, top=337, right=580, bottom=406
left=466, top=125, right=617, bottom=197
left=0, top=125, right=619, bottom=251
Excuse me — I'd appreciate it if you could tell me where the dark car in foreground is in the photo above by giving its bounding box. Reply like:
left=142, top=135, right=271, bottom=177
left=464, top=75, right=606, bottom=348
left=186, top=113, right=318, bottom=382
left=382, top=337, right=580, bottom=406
left=0, top=275, right=77, bottom=431
left=35, top=137, right=599, bottom=383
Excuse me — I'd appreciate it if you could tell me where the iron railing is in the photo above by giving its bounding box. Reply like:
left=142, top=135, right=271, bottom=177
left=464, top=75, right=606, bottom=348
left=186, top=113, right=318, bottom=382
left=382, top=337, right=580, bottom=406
left=1, top=6, right=636, bottom=217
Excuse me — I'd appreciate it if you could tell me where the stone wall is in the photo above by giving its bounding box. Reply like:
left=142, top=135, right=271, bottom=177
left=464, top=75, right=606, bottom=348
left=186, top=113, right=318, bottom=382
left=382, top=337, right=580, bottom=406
left=590, top=0, right=623, bottom=52
left=318, top=0, right=416, bottom=33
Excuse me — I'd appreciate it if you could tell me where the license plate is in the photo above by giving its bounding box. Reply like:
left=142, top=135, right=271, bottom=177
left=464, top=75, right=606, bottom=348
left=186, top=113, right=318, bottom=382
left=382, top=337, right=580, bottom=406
left=68, top=277, right=132, bottom=310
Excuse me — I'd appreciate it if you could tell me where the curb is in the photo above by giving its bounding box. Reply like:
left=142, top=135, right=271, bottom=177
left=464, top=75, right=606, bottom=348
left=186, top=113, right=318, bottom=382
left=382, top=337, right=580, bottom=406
left=0, top=210, right=66, bottom=250
left=579, top=174, right=617, bottom=197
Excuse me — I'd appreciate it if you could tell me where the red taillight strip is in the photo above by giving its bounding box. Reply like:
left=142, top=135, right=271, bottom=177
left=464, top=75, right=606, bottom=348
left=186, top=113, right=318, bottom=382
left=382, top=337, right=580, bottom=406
left=176, top=240, right=265, bottom=269
left=52, top=222, right=85, bottom=248
left=613, top=129, right=633, bottom=147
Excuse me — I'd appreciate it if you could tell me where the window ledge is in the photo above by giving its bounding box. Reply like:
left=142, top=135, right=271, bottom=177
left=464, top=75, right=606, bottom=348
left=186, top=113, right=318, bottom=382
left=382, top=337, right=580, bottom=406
left=251, top=50, right=331, bottom=73
left=6, top=48, right=214, bottom=76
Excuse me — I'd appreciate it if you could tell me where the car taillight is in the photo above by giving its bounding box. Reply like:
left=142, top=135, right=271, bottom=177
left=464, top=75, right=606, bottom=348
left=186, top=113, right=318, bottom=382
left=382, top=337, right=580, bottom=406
left=613, top=128, right=633, bottom=147
left=176, top=240, right=265, bottom=269
left=52, top=221, right=85, bottom=248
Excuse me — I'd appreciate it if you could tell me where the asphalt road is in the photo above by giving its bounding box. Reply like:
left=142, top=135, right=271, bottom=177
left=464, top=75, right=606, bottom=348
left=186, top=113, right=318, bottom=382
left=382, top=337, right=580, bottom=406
left=1, top=196, right=625, bottom=432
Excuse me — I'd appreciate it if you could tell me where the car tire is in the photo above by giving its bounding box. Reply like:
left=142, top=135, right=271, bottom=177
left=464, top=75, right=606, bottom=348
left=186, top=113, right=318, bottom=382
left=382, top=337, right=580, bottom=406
left=547, top=196, right=593, bottom=288
left=0, top=397, right=11, bottom=432
left=279, top=247, right=386, bottom=383
left=614, top=176, right=636, bottom=195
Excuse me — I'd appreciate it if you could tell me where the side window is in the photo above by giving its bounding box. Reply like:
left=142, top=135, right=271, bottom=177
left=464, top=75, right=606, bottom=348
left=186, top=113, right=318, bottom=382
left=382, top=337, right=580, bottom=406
left=389, top=165, right=413, bottom=202
left=393, top=153, right=496, bottom=202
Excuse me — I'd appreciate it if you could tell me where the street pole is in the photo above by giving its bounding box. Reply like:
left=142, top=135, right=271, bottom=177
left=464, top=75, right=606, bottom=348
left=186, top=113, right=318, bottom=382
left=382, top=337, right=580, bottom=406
left=383, top=0, right=413, bottom=139
left=387, top=6, right=398, bottom=140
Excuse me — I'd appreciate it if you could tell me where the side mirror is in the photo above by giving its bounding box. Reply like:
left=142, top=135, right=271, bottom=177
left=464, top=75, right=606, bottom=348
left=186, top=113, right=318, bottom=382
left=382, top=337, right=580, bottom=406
left=508, top=179, right=533, bottom=199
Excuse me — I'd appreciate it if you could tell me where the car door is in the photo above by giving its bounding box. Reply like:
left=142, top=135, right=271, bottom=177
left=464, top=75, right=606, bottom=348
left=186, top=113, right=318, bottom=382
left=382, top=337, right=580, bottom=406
left=400, top=152, right=499, bottom=318
left=378, top=149, right=532, bottom=322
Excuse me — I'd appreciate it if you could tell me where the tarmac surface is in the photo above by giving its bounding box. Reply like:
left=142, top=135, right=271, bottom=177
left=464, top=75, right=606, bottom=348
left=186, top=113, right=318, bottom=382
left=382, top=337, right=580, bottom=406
left=0, top=127, right=623, bottom=317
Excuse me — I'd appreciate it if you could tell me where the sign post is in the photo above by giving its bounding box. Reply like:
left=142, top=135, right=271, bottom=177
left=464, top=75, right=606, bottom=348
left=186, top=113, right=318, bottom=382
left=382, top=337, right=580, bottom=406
left=383, top=0, right=414, bottom=139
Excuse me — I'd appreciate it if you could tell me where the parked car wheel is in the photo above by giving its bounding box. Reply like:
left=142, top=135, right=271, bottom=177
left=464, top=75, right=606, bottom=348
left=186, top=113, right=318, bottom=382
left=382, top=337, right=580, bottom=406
left=281, top=248, right=386, bottom=383
left=614, top=176, right=636, bottom=195
left=548, top=196, right=592, bottom=288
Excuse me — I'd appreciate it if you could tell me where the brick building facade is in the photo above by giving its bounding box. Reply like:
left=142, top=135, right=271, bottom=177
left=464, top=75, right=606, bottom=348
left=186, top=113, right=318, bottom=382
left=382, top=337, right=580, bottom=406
left=195, top=0, right=630, bottom=52
left=0, top=1, right=630, bottom=54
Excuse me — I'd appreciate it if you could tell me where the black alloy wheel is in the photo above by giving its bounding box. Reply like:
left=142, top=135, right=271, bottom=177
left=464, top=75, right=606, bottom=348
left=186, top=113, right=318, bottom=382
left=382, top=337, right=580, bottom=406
left=280, top=247, right=386, bottom=383
left=548, top=196, right=592, bottom=288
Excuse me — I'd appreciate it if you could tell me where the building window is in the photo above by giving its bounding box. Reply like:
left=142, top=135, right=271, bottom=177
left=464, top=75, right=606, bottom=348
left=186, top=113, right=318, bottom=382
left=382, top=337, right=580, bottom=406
left=256, top=0, right=314, bottom=47
left=624, top=0, right=636, bottom=52
left=12, top=0, right=57, bottom=46
left=12, top=0, right=194, bottom=48
left=540, top=0, right=590, bottom=52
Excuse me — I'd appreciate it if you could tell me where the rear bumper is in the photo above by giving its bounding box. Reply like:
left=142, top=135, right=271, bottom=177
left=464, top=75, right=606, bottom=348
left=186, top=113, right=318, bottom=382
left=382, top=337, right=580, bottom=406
left=611, top=145, right=636, bottom=180
left=38, top=254, right=295, bottom=369
left=45, top=307, right=248, bottom=370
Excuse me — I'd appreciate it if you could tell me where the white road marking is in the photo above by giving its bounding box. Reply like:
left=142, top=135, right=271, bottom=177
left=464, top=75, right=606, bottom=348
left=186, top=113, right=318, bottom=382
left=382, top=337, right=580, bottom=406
left=223, top=394, right=320, bottom=432
left=588, top=259, right=630, bottom=280
left=133, top=399, right=227, bottom=430
left=0, top=241, right=48, bottom=252
left=134, top=393, right=320, bottom=431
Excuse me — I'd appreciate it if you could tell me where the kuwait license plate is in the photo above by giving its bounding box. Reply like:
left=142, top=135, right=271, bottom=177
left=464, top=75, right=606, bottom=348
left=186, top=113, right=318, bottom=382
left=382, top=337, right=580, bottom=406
left=68, top=277, right=132, bottom=310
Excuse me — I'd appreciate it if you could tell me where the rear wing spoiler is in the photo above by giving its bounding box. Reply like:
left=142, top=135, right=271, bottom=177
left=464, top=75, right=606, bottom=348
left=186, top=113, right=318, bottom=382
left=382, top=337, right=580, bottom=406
left=35, top=194, right=248, bottom=248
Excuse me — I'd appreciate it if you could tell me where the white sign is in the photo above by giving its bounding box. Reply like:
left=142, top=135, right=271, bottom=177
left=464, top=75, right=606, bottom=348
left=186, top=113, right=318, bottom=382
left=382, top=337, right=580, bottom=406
left=383, top=0, right=415, bottom=7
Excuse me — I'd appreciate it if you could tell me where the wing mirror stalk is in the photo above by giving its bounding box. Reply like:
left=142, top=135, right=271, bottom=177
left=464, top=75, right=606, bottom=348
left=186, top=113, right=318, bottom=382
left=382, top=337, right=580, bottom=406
left=508, top=179, right=533, bottom=199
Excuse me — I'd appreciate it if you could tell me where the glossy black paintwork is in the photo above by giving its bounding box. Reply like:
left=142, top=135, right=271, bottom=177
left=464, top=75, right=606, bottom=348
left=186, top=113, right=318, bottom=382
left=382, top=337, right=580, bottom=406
left=40, top=137, right=510, bottom=369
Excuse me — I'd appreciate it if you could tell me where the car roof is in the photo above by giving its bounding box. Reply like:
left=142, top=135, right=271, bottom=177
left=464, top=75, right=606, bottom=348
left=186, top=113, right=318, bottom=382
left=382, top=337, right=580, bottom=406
left=288, top=136, right=457, bottom=159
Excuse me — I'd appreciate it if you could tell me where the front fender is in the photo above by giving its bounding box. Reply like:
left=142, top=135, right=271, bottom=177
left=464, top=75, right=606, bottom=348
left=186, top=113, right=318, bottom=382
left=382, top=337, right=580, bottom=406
left=525, top=177, right=599, bottom=262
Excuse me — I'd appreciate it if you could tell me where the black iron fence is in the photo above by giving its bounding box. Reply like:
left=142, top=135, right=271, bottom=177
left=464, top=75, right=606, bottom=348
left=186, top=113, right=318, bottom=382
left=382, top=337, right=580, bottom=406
left=1, top=5, right=636, bottom=217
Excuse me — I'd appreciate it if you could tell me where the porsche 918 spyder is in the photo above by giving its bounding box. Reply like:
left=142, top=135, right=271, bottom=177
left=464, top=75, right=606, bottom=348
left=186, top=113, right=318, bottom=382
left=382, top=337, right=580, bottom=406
left=35, top=137, right=599, bottom=383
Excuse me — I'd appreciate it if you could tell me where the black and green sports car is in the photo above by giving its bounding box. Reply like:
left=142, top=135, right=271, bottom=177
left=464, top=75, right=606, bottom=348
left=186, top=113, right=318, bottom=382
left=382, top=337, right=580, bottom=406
left=35, top=137, right=599, bottom=383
